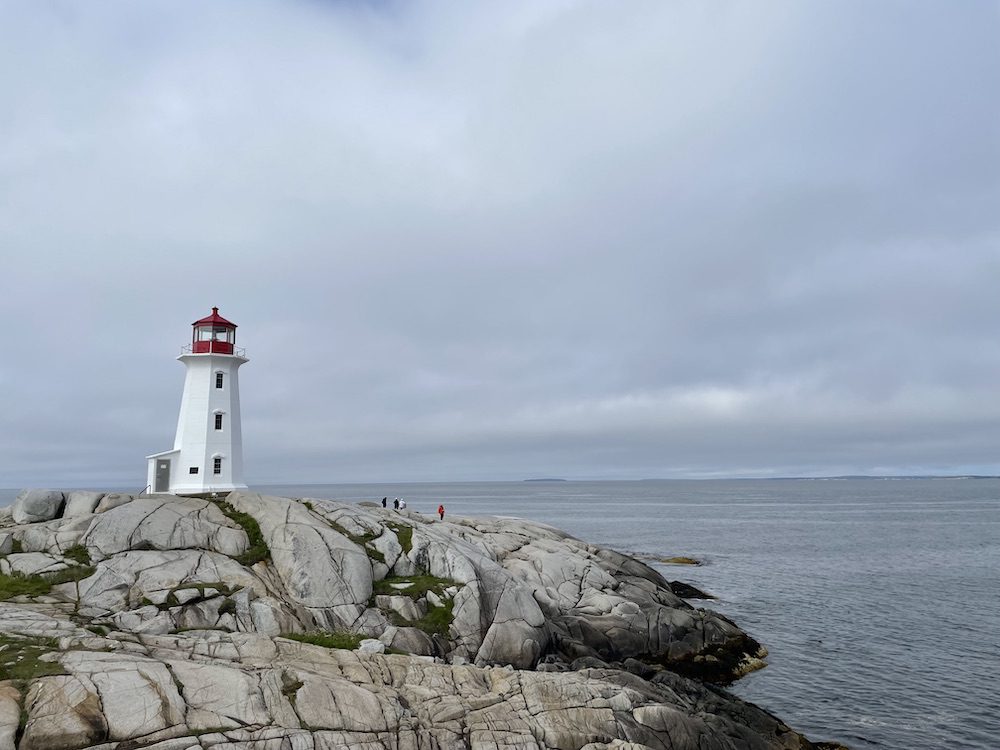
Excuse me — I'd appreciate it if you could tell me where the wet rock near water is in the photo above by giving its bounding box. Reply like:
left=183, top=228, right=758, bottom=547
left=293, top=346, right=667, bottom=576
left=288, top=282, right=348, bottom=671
left=0, top=488, right=842, bottom=749
left=668, top=581, right=716, bottom=600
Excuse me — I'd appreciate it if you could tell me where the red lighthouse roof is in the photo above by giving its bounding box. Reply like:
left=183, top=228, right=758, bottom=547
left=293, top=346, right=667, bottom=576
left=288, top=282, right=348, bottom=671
left=190, top=307, right=239, bottom=355
left=192, top=307, right=236, bottom=328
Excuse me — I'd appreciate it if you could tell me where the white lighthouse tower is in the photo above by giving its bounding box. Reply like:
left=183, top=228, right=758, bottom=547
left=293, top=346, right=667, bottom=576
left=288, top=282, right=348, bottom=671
left=146, top=307, right=249, bottom=495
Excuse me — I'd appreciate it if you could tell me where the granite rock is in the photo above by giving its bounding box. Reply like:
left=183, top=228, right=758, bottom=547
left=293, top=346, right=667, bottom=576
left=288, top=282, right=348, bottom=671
left=80, top=496, right=249, bottom=560
left=0, top=488, right=836, bottom=750
left=11, top=490, right=64, bottom=525
left=2, top=631, right=821, bottom=750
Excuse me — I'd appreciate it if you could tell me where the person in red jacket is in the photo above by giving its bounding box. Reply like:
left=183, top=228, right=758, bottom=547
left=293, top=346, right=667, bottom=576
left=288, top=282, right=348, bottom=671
left=437, top=504, right=445, bottom=521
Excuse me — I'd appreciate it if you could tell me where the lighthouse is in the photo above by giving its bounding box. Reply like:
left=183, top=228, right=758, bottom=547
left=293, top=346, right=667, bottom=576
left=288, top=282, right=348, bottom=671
left=146, top=308, right=249, bottom=495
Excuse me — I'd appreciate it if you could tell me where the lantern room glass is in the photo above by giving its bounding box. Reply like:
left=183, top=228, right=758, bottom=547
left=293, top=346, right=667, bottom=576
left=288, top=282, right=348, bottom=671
left=195, top=326, right=234, bottom=343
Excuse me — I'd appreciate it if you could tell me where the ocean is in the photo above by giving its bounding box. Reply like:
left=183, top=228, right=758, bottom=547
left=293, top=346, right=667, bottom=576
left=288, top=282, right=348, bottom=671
left=3, top=478, right=997, bottom=749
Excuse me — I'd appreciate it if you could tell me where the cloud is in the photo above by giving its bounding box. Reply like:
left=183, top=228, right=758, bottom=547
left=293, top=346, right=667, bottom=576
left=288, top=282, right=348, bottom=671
left=1, top=0, right=998, bottom=486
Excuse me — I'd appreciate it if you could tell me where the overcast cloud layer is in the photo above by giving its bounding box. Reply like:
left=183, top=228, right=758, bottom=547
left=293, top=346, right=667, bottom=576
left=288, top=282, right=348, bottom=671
left=1, top=1, right=999, bottom=487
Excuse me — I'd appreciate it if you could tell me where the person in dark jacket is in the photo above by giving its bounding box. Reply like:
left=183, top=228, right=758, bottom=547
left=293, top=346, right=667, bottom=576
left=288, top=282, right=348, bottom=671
left=381, top=497, right=387, bottom=508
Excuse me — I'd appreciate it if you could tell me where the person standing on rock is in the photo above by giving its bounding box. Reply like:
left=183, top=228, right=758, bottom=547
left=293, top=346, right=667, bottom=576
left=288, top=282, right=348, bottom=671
left=438, top=503, right=445, bottom=520
left=393, top=498, right=400, bottom=510
left=381, top=497, right=387, bottom=508
left=400, top=499, right=407, bottom=510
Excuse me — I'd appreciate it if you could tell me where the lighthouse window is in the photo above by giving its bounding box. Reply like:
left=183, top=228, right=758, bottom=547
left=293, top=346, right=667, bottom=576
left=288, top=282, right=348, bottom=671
left=214, top=413, right=223, bottom=430
left=215, top=372, right=224, bottom=389
left=213, top=457, right=222, bottom=475
left=189, top=467, right=199, bottom=475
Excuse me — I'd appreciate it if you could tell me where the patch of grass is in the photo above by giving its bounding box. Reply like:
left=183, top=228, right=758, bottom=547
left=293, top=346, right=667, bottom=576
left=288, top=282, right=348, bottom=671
left=0, top=635, right=64, bottom=680
left=372, top=574, right=456, bottom=600
left=63, top=544, right=91, bottom=566
left=84, top=624, right=109, bottom=636
left=387, top=598, right=455, bottom=638
left=281, top=631, right=363, bottom=650
left=0, top=563, right=96, bottom=607
left=415, top=599, right=454, bottom=637
left=0, top=571, right=52, bottom=600
left=211, top=500, right=270, bottom=566
left=17, top=707, right=27, bottom=745
left=302, top=501, right=315, bottom=512
left=329, top=521, right=379, bottom=547
left=46, top=566, right=95, bottom=586
left=387, top=522, right=413, bottom=554
left=0, top=565, right=94, bottom=601
left=329, top=521, right=386, bottom=564
left=218, top=598, right=237, bottom=617
left=371, top=574, right=458, bottom=639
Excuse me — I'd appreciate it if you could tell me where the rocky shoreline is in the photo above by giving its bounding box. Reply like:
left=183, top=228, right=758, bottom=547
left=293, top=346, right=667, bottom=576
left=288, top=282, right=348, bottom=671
left=0, top=489, right=844, bottom=750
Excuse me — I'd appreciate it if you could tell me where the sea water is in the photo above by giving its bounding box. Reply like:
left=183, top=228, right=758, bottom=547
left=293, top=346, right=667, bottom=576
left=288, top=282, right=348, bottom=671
left=3, top=478, right=997, bottom=749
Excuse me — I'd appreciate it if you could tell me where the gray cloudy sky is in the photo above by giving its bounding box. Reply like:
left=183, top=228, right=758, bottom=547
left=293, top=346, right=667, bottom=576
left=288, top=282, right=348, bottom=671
left=2, top=1, right=999, bottom=487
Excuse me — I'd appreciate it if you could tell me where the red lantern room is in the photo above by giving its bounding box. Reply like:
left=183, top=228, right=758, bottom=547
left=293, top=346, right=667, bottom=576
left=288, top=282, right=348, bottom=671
left=191, top=307, right=237, bottom=354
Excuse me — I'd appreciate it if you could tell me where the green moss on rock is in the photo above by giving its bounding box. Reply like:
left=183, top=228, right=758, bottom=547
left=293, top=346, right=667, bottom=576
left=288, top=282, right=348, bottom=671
left=0, top=565, right=94, bottom=601
left=387, top=522, right=413, bottom=553
left=372, top=574, right=455, bottom=600
left=62, top=544, right=91, bottom=566
left=0, top=571, right=51, bottom=601
left=0, top=635, right=64, bottom=680
left=210, top=500, right=270, bottom=566
left=388, top=599, right=455, bottom=638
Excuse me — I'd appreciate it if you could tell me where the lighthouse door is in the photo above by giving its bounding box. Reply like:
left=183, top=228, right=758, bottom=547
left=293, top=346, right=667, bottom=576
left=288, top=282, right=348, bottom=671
left=155, top=460, right=171, bottom=492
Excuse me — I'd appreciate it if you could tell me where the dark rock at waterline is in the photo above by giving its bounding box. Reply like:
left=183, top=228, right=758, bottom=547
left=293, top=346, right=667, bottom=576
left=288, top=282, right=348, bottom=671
left=670, top=580, right=717, bottom=599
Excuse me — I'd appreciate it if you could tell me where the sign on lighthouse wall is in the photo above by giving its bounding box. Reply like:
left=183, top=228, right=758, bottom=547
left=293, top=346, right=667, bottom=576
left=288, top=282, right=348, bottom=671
left=146, top=308, right=249, bottom=495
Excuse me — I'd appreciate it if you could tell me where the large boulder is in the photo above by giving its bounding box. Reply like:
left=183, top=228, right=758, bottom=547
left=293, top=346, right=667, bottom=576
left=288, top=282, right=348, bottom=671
left=80, top=496, right=249, bottom=560
left=11, top=490, right=64, bottom=524
left=74, top=549, right=268, bottom=616
left=0, top=682, right=19, bottom=750
left=226, top=493, right=374, bottom=630
left=94, top=493, right=134, bottom=514
left=0, top=552, right=68, bottom=577
left=15, top=515, right=92, bottom=556
left=62, top=491, right=105, bottom=519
